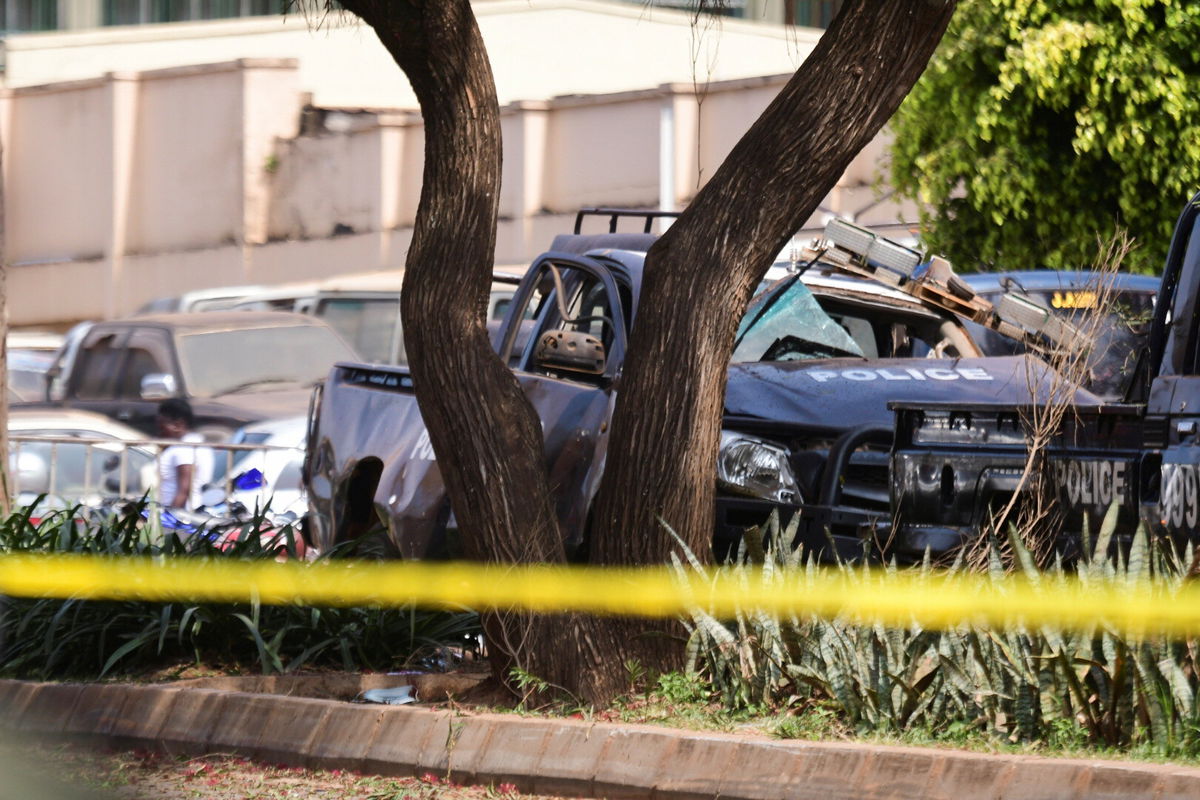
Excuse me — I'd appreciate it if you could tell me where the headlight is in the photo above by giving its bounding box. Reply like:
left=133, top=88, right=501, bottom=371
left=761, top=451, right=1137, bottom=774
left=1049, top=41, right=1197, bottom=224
left=716, top=431, right=801, bottom=504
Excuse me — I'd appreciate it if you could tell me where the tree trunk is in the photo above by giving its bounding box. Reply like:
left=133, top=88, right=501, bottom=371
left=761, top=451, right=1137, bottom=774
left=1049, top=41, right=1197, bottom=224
left=591, top=0, right=958, bottom=561
left=577, top=0, right=957, bottom=700
left=334, top=0, right=569, bottom=693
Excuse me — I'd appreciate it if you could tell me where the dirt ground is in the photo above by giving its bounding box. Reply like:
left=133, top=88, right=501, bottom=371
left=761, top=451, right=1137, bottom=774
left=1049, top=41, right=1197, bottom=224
left=3, top=743, right=580, bottom=800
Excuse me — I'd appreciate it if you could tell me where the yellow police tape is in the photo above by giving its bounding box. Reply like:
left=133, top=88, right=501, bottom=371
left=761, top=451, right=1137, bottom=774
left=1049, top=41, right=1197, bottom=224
left=0, top=553, right=1197, bottom=636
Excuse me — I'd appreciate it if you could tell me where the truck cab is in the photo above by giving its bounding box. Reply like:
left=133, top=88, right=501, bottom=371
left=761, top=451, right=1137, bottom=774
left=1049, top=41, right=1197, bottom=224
left=1141, top=195, right=1200, bottom=537
left=37, top=312, right=358, bottom=442
left=306, top=233, right=649, bottom=557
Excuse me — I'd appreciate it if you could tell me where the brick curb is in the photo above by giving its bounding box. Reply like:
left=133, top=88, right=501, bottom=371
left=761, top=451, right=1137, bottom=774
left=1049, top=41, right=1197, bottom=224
left=2, top=679, right=1198, bottom=799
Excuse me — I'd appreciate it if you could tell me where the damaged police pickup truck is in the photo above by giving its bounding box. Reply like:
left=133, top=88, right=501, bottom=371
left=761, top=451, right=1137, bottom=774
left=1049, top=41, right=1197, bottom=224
left=889, top=195, right=1200, bottom=558
left=304, top=210, right=1096, bottom=561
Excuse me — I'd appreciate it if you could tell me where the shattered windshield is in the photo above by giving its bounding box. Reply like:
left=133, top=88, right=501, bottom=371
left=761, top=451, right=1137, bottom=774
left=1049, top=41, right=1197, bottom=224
left=732, top=278, right=865, bottom=363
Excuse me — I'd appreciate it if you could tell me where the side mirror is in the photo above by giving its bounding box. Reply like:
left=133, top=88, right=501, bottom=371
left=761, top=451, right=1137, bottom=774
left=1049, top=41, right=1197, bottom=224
left=534, top=331, right=606, bottom=376
left=44, top=363, right=70, bottom=403
left=140, top=373, right=178, bottom=400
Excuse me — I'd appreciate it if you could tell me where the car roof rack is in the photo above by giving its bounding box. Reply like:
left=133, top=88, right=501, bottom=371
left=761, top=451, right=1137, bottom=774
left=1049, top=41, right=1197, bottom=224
left=574, top=207, right=681, bottom=234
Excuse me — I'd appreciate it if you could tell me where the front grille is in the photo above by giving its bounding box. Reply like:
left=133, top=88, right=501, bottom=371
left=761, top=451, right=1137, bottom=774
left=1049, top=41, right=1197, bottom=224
left=842, top=451, right=890, bottom=510
left=786, top=442, right=890, bottom=512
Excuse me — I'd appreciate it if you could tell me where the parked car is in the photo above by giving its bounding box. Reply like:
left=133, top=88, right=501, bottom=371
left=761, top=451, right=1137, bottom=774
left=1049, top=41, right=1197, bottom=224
left=7, top=330, right=66, bottom=402
left=35, top=312, right=358, bottom=441
left=889, top=192, right=1200, bottom=558
left=135, top=285, right=272, bottom=314
left=217, top=415, right=308, bottom=515
left=228, top=279, right=322, bottom=313
left=37, top=321, right=94, bottom=404
left=7, top=407, right=157, bottom=509
left=293, top=267, right=527, bottom=366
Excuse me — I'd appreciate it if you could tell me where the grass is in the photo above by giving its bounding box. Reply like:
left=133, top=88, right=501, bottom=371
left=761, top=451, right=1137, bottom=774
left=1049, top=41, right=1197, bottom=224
left=9, top=498, right=1200, bottom=768
left=469, top=664, right=1200, bottom=767
left=0, top=501, right=482, bottom=680
left=673, top=508, right=1200, bottom=761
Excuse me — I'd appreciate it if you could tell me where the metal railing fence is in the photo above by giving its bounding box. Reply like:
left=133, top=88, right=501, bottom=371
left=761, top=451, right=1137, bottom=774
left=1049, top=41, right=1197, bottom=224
left=7, top=434, right=303, bottom=512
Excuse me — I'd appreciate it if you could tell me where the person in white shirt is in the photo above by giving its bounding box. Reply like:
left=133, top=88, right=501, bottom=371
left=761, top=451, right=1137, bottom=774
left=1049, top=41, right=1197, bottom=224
left=156, top=398, right=214, bottom=510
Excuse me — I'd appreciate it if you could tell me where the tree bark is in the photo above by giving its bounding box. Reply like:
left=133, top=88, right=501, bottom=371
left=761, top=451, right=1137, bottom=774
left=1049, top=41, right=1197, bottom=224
left=334, top=0, right=570, bottom=693
left=573, top=1, right=958, bottom=701
left=334, top=0, right=561, bottom=563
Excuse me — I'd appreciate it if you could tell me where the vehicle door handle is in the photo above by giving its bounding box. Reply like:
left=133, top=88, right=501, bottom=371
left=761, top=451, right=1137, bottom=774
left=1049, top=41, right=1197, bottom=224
left=116, top=410, right=133, bottom=420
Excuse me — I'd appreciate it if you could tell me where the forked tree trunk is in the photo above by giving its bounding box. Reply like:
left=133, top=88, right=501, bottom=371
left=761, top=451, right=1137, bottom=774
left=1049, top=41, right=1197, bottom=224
left=336, top=0, right=957, bottom=704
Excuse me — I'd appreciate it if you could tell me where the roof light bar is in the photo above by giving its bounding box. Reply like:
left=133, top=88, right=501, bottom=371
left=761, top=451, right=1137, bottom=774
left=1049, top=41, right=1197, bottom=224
left=824, top=218, right=874, bottom=256
left=866, top=238, right=923, bottom=277
left=995, top=294, right=1053, bottom=332
left=823, top=218, right=923, bottom=278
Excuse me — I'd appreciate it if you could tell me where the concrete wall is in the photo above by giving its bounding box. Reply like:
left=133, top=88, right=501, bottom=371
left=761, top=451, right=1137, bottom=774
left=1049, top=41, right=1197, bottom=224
left=1, top=0, right=925, bottom=329
left=543, top=92, right=662, bottom=211
left=1, top=55, right=919, bottom=327
left=125, top=65, right=243, bottom=253
left=0, top=58, right=304, bottom=322
left=1, top=77, right=111, bottom=264
left=265, top=122, right=387, bottom=242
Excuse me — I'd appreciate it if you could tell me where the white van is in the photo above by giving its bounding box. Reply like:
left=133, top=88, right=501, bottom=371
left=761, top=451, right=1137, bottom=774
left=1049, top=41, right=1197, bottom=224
left=227, top=280, right=323, bottom=313
left=296, top=267, right=526, bottom=365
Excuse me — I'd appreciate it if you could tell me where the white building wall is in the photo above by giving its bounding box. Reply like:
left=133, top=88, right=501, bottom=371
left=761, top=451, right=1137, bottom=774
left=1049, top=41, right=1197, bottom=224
left=2, top=1, right=821, bottom=109
left=0, top=2, right=921, bottom=327
left=543, top=93, right=662, bottom=211
left=696, top=75, right=782, bottom=183
left=265, top=122, right=387, bottom=242
left=120, top=246, right=247, bottom=310
left=3, top=77, right=111, bottom=263
left=124, top=63, right=245, bottom=255
left=241, top=60, right=303, bottom=245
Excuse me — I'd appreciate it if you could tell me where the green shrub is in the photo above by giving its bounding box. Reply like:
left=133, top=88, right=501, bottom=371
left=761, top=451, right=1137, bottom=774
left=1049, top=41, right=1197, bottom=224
left=655, top=671, right=708, bottom=705
left=0, top=502, right=481, bottom=679
left=675, top=507, right=1200, bottom=756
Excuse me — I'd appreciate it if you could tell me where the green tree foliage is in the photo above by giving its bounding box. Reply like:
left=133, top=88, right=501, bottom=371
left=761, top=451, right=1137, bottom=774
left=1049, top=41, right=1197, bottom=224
left=890, top=0, right=1200, bottom=273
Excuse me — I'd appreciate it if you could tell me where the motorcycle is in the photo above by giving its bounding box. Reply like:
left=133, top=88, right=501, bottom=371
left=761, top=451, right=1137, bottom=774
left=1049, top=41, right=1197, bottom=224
left=142, top=469, right=310, bottom=561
